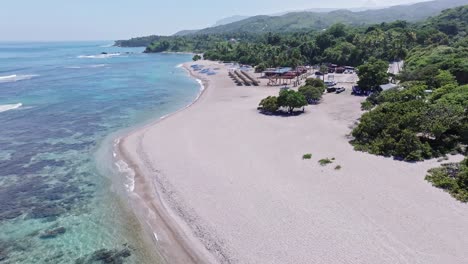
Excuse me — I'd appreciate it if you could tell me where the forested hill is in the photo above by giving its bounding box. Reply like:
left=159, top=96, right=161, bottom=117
left=115, top=0, right=467, bottom=47
left=191, top=0, right=467, bottom=35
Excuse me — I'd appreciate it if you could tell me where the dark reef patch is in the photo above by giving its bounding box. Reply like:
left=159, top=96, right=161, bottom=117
left=39, top=227, right=66, bottom=239
left=75, top=245, right=133, bottom=264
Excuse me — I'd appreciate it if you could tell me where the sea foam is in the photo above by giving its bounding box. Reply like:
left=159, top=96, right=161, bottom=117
left=0, top=74, right=38, bottom=83
left=0, top=103, right=22, bottom=113
left=78, top=53, right=120, bottom=59
left=65, top=64, right=108, bottom=69
left=113, top=139, right=135, bottom=192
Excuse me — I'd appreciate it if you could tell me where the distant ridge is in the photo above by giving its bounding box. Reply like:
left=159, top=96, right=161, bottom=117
left=115, top=0, right=468, bottom=47
left=189, top=0, right=468, bottom=35
left=173, top=15, right=249, bottom=36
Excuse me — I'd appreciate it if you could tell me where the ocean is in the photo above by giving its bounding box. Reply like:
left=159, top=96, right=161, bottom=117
left=0, top=42, right=200, bottom=263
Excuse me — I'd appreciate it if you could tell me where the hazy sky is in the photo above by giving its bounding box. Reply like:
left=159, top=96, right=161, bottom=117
left=0, top=0, right=431, bottom=41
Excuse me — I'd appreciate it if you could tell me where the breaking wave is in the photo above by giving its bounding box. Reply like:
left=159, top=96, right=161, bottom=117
left=78, top=53, right=121, bottom=59
left=65, top=64, right=108, bottom=69
left=0, top=74, right=38, bottom=83
left=0, top=103, right=22, bottom=113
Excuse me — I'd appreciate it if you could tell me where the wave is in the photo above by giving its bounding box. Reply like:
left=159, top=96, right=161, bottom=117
left=113, top=138, right=135, bottom=192
left=0, top=103, right=22, bottom=113
left=65, top=64, right=108, bottom=69
left=0, top=74, right=38, bottom=83
left=78, top=53, right=121, bottom=59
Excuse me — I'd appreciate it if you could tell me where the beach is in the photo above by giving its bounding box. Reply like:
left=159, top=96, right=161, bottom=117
left=119, top=60, right=468, bottom=264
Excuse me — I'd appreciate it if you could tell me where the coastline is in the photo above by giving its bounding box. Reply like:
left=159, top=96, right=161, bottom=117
left=116, top=60, right=468, bottom=264
left=115, top=62, right=216, bottom=264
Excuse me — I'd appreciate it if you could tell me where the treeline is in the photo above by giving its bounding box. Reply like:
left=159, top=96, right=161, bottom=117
left=352, top=70, right=467, bottom=161
left=142, top=6, right=467, bottom=85
left=350, top=6, right=467, bottom=161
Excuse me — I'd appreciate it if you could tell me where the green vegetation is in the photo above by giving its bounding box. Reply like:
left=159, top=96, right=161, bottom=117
left=319, top=158, right=334, bottom=166
left=192, top=54, right=202, bottom=61
left=258, top=96, right=279, bottom=114
left=120, top=5, right=468, bottom=164
left=118, top=5, right=467, bottom=75
left=350, top=6, right=468, bottom=161
left=426, top=158, right=468, bottom=202
left=114, top=0, right=464, bottom=41
left=352, top=79, right=467, bottom=161
left=277, top=90, right=308, bottom=114
left=357, top=57, right=389, bottom=91
left=303, top=154, right=313, bottom=160
left=259, top=90, right=308, bottom=114
left=297, top=78, right=326, bottom=104
left=298, top=86, right=323, bottom=104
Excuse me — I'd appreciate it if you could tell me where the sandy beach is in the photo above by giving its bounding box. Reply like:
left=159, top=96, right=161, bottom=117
left=119, top=60, right=468, bottom=264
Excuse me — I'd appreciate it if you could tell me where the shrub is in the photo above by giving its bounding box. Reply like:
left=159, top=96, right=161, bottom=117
left=426, top=158, right=468, bottom=202
left=303, top=154, right=312, bottom=160
left=298, top=85, right=323, bottom=104
left=259, top=96, right=279, bottom=113
left=277, top=90, right=308, bottom=114
left=192, top=54, right=202, bottom=61
left=319, top=158, right=333, bottom=166
left=305, top=78, right=326, bottom=88
left=335, top=165, right=342, bottom=170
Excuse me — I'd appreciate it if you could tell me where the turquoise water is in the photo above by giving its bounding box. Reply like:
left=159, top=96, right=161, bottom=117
left=0, top=42, right=200, bottom=263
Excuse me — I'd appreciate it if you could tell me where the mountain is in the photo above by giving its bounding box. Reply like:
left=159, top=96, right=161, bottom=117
left=173, top=29, right=200, bottom=36
left=173, top=15, right=250, bottom=36
left=115, top=0, right=468, bottom=47
left=186, top=0, right=468, bottom=35
left=213, top=15, right=250, bottom=27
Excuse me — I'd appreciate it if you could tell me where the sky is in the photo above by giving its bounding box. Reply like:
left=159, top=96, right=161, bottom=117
left=0, top=0, right=432, bottom=41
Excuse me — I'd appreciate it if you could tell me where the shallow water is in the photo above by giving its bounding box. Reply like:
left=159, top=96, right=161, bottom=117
left=0, top=42, right=199, bottom=263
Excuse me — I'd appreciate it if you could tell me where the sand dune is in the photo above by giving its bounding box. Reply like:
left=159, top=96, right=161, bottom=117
left=120, top=61, right=468, bottom=264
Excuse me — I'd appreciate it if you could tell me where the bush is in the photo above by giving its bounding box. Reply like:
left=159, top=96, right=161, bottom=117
left=319, top=158, right=333, bottom=166
left=335, top=165, right=342, bottom=170
left=298, top=85, right=323, bottom=104
left=303, top=154, right=312, bottom=159
left=192, top=54, right=202, bottom=61
left=277, top=90, right=308, bottom=114
left=305, top=78, right=326, bottom=89
left=255, top=63, right=267, bottom=73
left=426, top=158, right=468, bottom=202
left=259, top=96, right=279, bottom=113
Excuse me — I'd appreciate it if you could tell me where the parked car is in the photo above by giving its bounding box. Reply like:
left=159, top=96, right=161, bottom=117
left=324, top=81, right=337, bottom=87
left=315, top=71, right=324, bottom=76
left=352, top=86, right=371, bottom=96
left=335, top=87, right=346, bottom=94
left=327, top=87, right=337, bottom=93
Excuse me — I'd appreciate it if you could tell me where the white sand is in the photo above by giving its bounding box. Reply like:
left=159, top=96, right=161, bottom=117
left=120, top=61, right=468, bottom=264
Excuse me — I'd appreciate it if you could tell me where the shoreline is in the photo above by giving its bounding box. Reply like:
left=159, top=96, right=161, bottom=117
left=116, top=60, right=468, bottom=264
left=115, top=62, right=216, bottom=263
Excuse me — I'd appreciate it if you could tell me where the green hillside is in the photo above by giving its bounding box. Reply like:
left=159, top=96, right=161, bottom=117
left=180, top=0, right=467, bottom=35
left=115, top=0, right=467, bottom=47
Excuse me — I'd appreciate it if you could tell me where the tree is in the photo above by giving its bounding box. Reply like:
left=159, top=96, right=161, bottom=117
left=434, top=70, right=457, bottom=88
left=305, top=78, right=326, bottom=90
left=255, top=63, right=267, bottom=73
left=320, top=65, right=328, bottom=81
left=192, top=54, right=202, bottom=61
left=298, top=86, right=323, bottom=104
left=259, top=96, right=279, bottom=113
left=357, top=57, right=389, bottom=91
left=277, top=90, right=308, bottom=114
